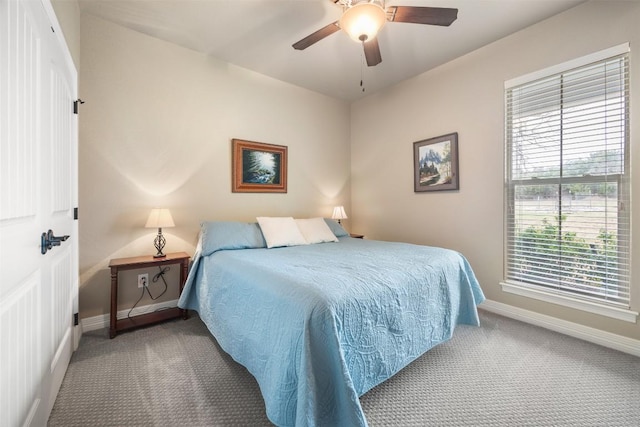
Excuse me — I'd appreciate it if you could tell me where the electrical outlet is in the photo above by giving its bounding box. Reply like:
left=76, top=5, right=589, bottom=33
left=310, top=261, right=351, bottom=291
left=138, top=273, right=148, bottom=288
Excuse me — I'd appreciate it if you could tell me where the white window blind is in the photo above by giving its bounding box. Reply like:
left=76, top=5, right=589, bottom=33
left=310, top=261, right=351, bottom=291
left=504, top=45, right=630, bottom=308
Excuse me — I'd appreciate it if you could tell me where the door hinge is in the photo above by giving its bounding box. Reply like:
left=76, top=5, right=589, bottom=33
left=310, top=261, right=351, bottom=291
left=73, top=99, right=84, bottom=114
left=74, top=207, right=78, bottom=220
left=73, top=312, right=79, bottom=326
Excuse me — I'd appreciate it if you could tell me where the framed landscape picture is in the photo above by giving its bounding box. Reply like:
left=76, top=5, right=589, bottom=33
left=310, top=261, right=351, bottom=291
left=232, top=139, right=287, bottom=193
left=413, top=132, right=459, bottom=192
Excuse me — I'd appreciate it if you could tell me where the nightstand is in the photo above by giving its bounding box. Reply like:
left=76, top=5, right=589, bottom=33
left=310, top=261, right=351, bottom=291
left=108, top=251, right=190, bottom=338
left=350, top=233, right=364, bottom=239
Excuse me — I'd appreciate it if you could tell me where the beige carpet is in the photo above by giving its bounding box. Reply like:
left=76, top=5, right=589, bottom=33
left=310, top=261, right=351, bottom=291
left=48, top=310, right=640, bottom=426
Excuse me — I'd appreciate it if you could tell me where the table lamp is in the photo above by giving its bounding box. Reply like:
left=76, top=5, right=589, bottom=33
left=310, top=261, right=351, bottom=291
left=145, top=208, right=175, bottom=258
left=332, top=206, right=348, bottom=225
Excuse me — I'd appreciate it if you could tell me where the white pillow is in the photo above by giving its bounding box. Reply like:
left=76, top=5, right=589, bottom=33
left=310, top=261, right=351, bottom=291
left=256, top=216, right=308, bottom=249
left=296, top=217, right=339, bottom=244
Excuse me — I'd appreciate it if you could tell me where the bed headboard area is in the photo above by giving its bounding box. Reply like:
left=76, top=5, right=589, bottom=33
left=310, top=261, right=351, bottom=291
left=199, top=217, right=349, bottom=256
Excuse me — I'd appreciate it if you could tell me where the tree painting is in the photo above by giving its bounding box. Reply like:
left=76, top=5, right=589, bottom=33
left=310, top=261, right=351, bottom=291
left=413, top=133, right=458, bottom=192
left=418, top=141, right=452, bottom=186
left=242, top=150, right=281, bottom=184
left=232, top=139, right=287, bottom=193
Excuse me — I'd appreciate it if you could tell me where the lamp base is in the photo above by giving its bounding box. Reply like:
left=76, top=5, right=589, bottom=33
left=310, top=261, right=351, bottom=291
left=153, top=228, right=167, bottom=259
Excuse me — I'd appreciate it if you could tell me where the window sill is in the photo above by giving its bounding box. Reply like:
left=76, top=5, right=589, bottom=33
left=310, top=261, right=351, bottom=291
left=500, top=281, right=638, bottom=323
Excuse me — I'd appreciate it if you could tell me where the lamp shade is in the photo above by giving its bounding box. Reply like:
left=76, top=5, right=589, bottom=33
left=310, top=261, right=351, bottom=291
left=332, top=206, right=348, bottom=220
left=145, top=208, right=175, bottom=229
left=339, top=2, right=387, bottom=43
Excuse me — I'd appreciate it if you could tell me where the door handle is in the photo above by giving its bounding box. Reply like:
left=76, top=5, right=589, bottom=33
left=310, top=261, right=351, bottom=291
left=41, top=229, right=70, bottom=255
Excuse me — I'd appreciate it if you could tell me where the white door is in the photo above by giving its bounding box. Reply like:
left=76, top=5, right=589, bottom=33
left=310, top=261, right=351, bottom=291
left=0, top=0, right=78, bottom=425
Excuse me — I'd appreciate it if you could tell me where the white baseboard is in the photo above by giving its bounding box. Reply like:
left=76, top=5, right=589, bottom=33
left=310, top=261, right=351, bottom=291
left=81, top=298, right=639, bottom=357
left=81, top=299, right=180, bottom=333
left=480, top=299, right=640, bottom=358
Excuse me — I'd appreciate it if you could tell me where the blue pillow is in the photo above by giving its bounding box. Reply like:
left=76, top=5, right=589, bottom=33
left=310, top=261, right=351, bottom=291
left=324, top=218, right=349, bottom=237
left=200, top=221, right=266, bottom=256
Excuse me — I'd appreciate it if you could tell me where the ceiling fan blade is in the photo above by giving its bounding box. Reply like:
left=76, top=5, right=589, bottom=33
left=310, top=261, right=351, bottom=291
left=363, top=38, right=382, bottom=67
left=292, top=22, right=340, bottom=50
left=388, top=6, right=458, bottom=26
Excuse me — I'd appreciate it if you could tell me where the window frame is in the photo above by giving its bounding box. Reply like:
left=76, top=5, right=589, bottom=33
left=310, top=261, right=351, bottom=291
left=501, top=43, right=637, bottom=323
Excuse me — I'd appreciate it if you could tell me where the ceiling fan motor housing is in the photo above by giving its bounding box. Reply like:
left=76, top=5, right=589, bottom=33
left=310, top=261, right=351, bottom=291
left=339, top=0, right=387, bottom=43
left=337, top=0, right=385, bottom=7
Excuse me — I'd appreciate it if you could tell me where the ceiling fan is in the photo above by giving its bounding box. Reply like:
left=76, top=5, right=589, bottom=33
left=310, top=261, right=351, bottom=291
left=292, top=0, right=458, bottom=67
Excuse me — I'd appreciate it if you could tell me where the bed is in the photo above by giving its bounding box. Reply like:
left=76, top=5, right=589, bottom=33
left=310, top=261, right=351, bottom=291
left=178, top=219, right=485, bottom=427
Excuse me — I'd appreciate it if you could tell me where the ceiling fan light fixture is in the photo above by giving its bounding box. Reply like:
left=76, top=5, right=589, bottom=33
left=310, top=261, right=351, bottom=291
left=339, top=2, right=387, bottom=43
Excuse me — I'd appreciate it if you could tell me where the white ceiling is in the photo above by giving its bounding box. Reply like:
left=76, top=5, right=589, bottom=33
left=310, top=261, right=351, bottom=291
left=78, top=0, right=585, bottom=101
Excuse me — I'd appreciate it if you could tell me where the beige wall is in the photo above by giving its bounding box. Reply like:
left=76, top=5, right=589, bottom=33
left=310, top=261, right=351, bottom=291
left=51, top=0, right=80, bottom=71
left=351, top=1, right=640, bottom=340
left=75, top=2, right=640, bottom=341
left=78, top=14, right=351, bottom=318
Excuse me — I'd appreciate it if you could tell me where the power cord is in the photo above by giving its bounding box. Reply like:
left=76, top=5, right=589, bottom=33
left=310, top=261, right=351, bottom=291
left=127, top=266, right=170, bottom=321
left=151, top=266, right=170, bottom=296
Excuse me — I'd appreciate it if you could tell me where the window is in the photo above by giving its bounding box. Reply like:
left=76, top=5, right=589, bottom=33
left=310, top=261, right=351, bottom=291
left=503, top=44, right=632, bottom=320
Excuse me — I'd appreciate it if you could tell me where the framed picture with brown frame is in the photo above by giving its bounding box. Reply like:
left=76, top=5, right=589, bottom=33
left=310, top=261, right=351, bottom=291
left=413, top=132, right=459, bottom=192
left=232, top=139, right=287, bottom=193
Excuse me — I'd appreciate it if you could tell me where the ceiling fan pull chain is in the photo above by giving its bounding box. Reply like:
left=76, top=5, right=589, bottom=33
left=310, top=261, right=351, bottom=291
left=360, top=47, right=366, bottom=92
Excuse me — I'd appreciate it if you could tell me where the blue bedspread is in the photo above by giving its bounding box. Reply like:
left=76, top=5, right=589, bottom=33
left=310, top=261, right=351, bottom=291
left=179, top=236, right=484, bottom=426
